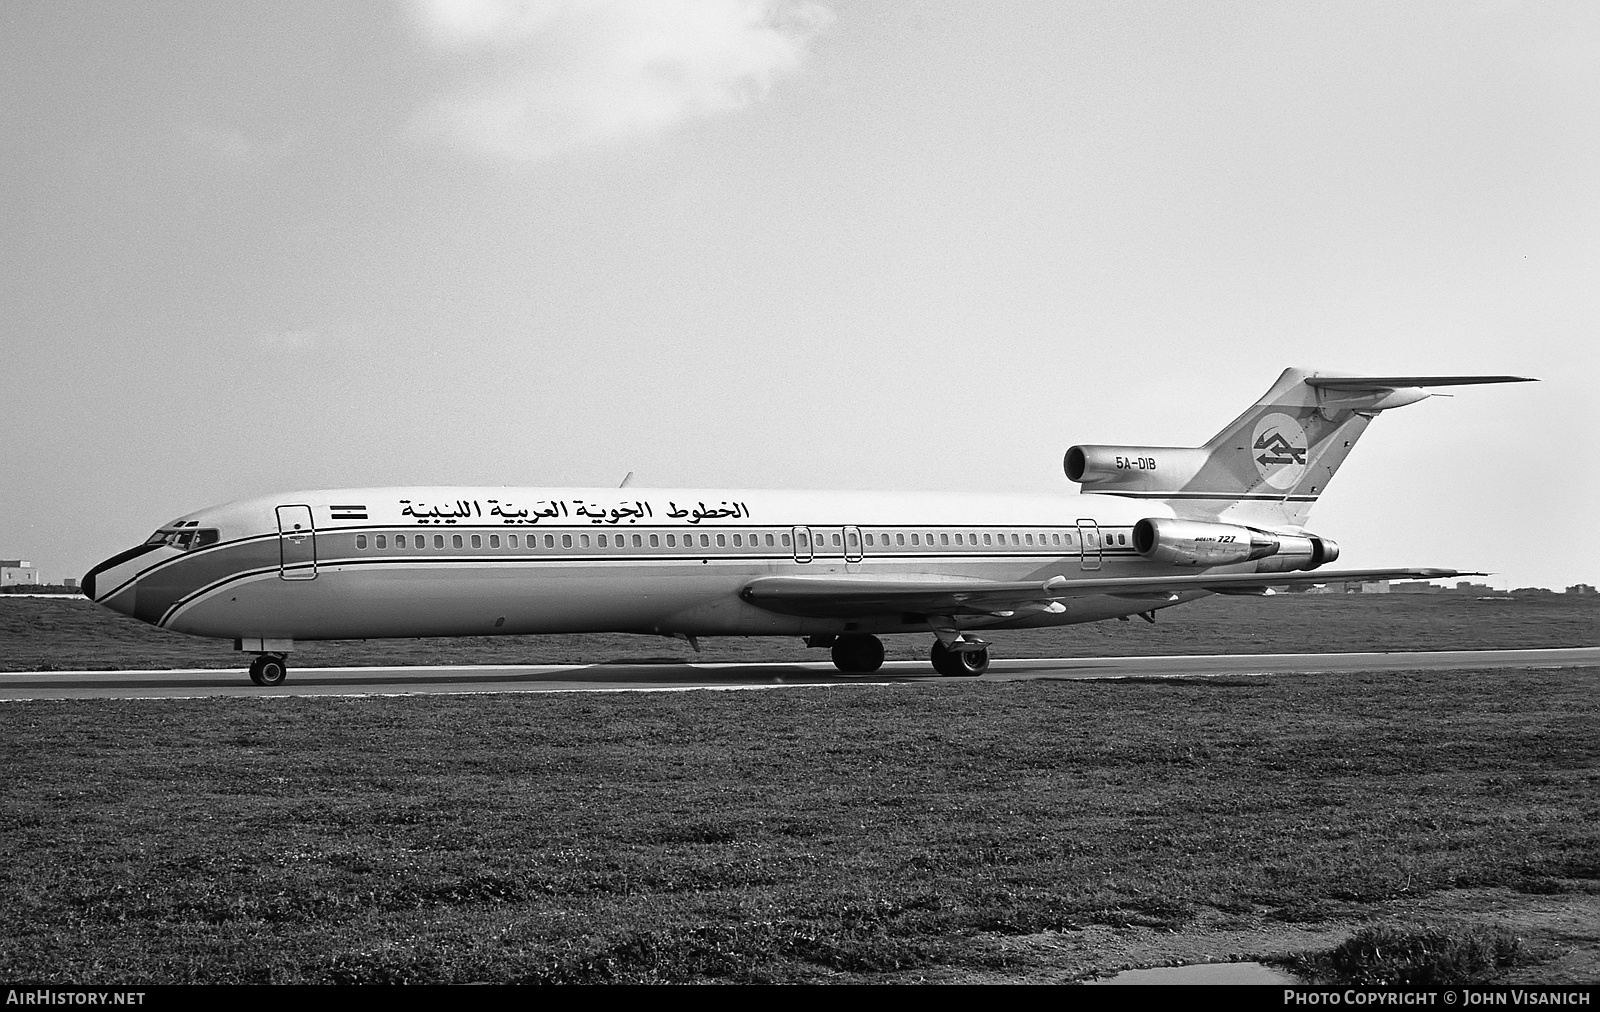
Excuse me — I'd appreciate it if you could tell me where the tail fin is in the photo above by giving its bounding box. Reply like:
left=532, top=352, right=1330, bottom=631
left=1065, top=368, right=1534, bottom=526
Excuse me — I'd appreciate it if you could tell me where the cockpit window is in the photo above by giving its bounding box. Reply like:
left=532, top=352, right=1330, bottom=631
left=146, top=527, right=221, bottom=550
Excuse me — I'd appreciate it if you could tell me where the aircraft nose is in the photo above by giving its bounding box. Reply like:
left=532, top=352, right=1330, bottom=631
left=81, top=543, right=162, bottom=613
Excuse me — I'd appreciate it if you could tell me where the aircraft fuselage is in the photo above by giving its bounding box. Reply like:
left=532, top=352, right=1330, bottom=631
left=84, top=486, right=1205, bottom=644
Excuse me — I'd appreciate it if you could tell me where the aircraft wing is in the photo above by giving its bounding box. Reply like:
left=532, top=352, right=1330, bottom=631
left=739, top=568, right=1472, bottom=618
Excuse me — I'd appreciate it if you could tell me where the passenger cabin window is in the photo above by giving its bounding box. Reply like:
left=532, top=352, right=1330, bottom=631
left=489, top=535, right=500, bottom=548
left=356, top=535, right=368, bottom=549
left=453, top=535, right=464, bottom=549
left=471, top=535, right=482, bottom=549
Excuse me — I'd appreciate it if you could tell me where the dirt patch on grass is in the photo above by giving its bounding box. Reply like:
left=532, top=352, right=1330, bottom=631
left=916, top=888, right=1599, bottom=984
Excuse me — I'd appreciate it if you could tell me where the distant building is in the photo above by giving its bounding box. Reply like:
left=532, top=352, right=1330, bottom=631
left=0, top=560, right=39, bottom=587
left=1359, top=580, right=1391, bottom=594
left=1391, top=581, right=1441, bottom=594
left=1456, top=581, right=1495, bottom=594
left=1566, top=584, right=1597, bottom=596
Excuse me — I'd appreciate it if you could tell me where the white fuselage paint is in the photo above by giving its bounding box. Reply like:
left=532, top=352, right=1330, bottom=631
left=88, top=486, right=1219, bottom=643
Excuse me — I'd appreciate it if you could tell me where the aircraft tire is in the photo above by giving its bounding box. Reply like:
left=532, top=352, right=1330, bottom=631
left=831, top=634, right=885, bottom=674
left=931, top=641, right=987, bottom=677
left=954, top=647, right=989, bottom=676
left=252, top=654, right=288, bottom=687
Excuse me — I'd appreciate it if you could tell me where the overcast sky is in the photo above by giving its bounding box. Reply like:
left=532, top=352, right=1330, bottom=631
left=3, top=1, right=1595, bottom=591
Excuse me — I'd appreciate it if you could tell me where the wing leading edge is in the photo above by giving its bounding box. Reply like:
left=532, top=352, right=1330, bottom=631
left=739, top=568, right=1472, bottom=619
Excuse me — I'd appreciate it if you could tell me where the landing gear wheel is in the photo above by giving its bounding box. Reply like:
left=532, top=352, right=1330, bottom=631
left=248, top=654, right=288, bottom=686
left=930, top=641, right=989, bottom=677
left=831, top=634, right=885, bottom=674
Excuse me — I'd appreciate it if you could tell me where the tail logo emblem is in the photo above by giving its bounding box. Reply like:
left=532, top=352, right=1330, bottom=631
left=1251, top=413, right=1309, bottom=489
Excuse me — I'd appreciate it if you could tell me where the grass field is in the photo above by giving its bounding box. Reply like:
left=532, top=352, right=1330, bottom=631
left=2, top=664, right=1595, bottom=983
left=3, top=592, right=1596, bottom=671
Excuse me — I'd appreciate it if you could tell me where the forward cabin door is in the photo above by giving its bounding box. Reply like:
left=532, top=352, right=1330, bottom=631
left=1076, top=518, right=1102, bottom=571
left=276, top=505, right=317, bottom=580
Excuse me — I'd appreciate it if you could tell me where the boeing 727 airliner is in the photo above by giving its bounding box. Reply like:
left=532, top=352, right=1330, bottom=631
left=83, top=368, right=1532, bottom=685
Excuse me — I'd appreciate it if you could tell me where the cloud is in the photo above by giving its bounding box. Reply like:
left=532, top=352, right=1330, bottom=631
left=183, top=124, right=297, bottom=170
left=407, top=0, right=832, bottom=160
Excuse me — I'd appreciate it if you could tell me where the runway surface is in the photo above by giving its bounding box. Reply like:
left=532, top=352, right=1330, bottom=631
left=1, top=647, right=1594, bottom=700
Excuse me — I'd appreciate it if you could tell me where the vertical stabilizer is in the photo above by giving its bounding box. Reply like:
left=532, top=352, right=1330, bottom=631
left=1065, top=369, right=1534, bottom=526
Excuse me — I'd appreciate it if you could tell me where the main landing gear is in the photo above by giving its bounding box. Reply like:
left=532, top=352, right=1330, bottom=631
left=930, top=639, right=989, bottom=677
left=831, top=633, right=886, bottom=674
left=248, top=653, right=289, bottom=686
left=821, top=633, right=991, bottom=676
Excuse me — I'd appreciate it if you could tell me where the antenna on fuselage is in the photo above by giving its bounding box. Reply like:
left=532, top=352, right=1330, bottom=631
left=619, top=471, right=636, bottom=488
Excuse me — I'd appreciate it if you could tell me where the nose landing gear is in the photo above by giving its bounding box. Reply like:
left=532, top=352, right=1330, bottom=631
left=248, top=654, right=289, bottom=686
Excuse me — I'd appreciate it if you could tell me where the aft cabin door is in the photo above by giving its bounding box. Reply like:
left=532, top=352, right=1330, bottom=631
left=276, top=505, right=317, bottom=580
left=1076, top=518, right=1102, bottom=571
left=791, top=526, right=813, bottom=563
left=843, top=526, right=863, bottom=572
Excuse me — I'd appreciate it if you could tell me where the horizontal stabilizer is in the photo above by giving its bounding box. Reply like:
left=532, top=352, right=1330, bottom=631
left=741, top=568, right=1474, bottom=619
left=1304, top=375, right=1536, bottom=391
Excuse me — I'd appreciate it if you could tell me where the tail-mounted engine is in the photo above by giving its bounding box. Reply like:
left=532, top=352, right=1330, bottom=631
left=1132, top=517, right=1339, bottom=571
left=1065, top=445, right=1210, bottom=494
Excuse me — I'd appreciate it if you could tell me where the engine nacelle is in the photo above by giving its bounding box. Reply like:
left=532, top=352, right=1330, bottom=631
left=1253, top=532, right=1340, bottom=572
left=1132, top=518, right=1281, bottom=567
left=1065, top=445, right=1208, bottom=493
left=1132, top=519, right=1340, bottom=571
